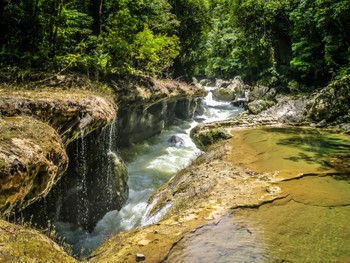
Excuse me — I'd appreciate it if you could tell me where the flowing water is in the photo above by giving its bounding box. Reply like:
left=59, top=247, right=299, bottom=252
left=55, top=87, right=243, bottom=256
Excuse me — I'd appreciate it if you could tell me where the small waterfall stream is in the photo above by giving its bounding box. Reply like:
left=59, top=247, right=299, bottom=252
left=55, top=88, right=243, bottom=256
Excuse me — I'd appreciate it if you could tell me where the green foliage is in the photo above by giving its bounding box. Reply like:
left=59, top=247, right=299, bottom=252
left=0, top=0, right=349, bottom=87
left=203, top=0, right=292, bottom=85
left=131, top=27, right=180, bottom=75
left=0, top=0, right=180, bottom=78
left=168, top=0, right=212, bottom=79
left=101, top=0, right=180, bottom=76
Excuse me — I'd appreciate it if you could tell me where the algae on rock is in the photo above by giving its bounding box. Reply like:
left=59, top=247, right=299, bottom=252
left=0, top=219, right=77, bottom=263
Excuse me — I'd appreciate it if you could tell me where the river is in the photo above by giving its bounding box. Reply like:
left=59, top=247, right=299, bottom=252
left=56, top=87, right=243, bottom=256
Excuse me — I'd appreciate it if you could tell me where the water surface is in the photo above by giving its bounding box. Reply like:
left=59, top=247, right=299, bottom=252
left=228, top=127, right=350, bottom=179
left=166, top=127, right=350, bottom=262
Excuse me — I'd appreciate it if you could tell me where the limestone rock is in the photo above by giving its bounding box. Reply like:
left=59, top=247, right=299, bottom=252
left=247, top=99, right=275, bottom=115
left=191, top=124, right=232, bottom=150
left=213, top=77, right=246, bottom=102
left=307, top=77, right=350, bottom=123
left=0, top=88, right=116, bottom=145
left=0, top=117, right=68, bottom=215
left=199, top=78, right=214, bottom=87
left=117, top=99, right=198, bottom=146
left=215, top=79, right=230, bottom=89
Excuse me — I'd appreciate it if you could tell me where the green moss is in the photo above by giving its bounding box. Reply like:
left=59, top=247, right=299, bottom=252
left=191, top=126, right=232, bottom=151
left=0, top=219, right=77, bottom=263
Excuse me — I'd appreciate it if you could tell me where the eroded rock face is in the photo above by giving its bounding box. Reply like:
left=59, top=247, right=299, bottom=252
left=115, top=78, right=205, bottom=147
left=117, top=99, right=198, bottom=146
left=0, top=88, right=116, bottom=145
left=0, top=219, right=77, bottom=263
left=47, top=126, right=128, bottom=232
left=0, top=117, right=68, bottom=215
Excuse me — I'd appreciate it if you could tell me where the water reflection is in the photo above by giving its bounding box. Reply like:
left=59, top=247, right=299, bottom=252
left=228, top=127, right=350, bottom=178
left=165, top=215, right=268, bottom=263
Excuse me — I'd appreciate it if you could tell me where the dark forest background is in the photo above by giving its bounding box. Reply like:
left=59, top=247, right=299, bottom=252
left=1, top=0, right=349, bottom=88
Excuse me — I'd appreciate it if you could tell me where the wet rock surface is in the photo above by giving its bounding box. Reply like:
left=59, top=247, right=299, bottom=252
left=89, top=77, right=350, bottom=262
left=116, top=78, right=205, bottom=146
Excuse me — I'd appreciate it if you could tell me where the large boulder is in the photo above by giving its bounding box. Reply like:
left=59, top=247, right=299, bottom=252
left=213, top=77, right=247, bottom=101
left=307, top=77, right=350, bottom=123
left=247, top=99, right=275, bottom=114
left=199, top=78, right=215, bottom=87
left=248, top=84, right=276, bottom=101
left=0, top=117, right=68, bottom=215
left=190, top=123, right=232, bottom=150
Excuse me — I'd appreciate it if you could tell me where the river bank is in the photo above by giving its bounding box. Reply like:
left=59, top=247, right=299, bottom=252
left=89, top=126, right=350, bottom=263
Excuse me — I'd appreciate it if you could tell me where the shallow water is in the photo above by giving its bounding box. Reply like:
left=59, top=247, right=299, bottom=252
left=166, top=128, right=350, bottom=263
left=228, top=127, right=350, bottom=179
left=166, top=174, right=350, bottom=262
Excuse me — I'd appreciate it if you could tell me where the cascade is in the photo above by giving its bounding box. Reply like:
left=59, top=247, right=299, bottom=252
left=20, top=90, right=243, bottom=257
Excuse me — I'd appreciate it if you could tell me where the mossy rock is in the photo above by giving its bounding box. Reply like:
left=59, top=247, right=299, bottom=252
left=308, top=77, right=350, bottom=122
left=0, top=87, right=116, bottom=145
left=191, top=124, right=232, bottom=150
left=0, top=219, right=77, bottom=263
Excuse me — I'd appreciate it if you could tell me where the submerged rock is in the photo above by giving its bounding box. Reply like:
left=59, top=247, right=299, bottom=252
left=168, top=135, right=185, bottom=147
left=0, top=117, right=68, bottom=215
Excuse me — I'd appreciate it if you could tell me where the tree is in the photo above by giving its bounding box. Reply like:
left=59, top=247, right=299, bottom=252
left=101, top=0, right=180, bottom=76
left=168, top=0, right=212, bottom=79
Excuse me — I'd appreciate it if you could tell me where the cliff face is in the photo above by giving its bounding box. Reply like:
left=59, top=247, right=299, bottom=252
left=0, top=88, right=117, bottom=217
left=0, top=117, right=68, bottom=215
left=0, top=78, right=206, bottom=259
left=115, top=78, right=206, bottom=146
left=0, top=88, right=116, bottom=145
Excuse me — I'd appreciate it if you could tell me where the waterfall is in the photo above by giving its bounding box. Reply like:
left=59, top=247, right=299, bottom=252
left=76, top=134, right=89, bottom=228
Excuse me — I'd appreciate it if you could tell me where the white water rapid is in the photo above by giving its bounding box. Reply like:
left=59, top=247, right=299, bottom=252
left=56, top=87, right=243, bottom=257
